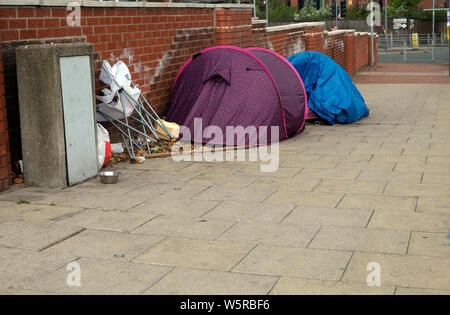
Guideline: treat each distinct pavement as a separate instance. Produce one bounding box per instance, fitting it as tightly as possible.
[354,62,450,84]
[0,74,449,294]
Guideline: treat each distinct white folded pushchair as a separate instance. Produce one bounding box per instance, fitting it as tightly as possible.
[96,60,172,160]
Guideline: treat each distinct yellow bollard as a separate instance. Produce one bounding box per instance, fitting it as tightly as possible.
[412,33,419,48]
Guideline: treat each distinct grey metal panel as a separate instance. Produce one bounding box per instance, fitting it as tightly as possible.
[60,55,97,186]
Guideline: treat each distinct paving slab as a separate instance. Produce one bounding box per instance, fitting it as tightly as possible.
[271,278,395,295]
[144,268,278,295]
[44,230,165,262]
[132,215,235,240]
[384,183,450,197]
[131,196,220,218]
[279,154,344,169]
[131,158,193,171]
[370,154,426,164]
[294,168,361,180]
[248,177,320,193]
[336,161,396,172]
[0,186,74,204]
[0,221,84,251]
[416,196,450,215]
[395,161,450,172]
[395,287,450,295]
[0,203,83,224]
[267,191,344,208]
[363,135,409,144]
[368,211,449,233]
[57,209,157,233]
[34,189,158,211]
[429,143,450,156]
[194,185,276,203]
[233,245,352,281]
[342,252,450,290]
[186,173,258,187]
[203,201,296,223]
[234,166,301,178]
[133,237,254,272]
[282,207,373,228]
[0,247,76,290]
[425,156,450,165]
[116,170,199,186]
[181,163,245,175]
[350,146,404,156]
[338,194,417,212]
[421,172,450,185]
[218,221,320,248]
[22,257,172,295]
[301,145,354,156]
[309,226,410,255]
[407,232,450,258]
[357,170,422,183]
[0,288,53,295]
[315,179,385,195]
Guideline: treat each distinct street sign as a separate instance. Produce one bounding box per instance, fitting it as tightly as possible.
[393,18,407,30]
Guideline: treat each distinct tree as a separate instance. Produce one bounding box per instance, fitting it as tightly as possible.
[390,0,421,18]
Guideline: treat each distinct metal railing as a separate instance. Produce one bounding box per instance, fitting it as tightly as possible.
[379,33,449,49]
[378,33,450,63]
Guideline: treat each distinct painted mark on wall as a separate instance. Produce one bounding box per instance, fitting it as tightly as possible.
[324,37,330,50]
[284,33,305,57]
[335,39,345,52]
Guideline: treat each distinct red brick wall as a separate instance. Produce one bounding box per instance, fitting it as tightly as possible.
[0,5,216,176]
[0,5,215,109]
[215,8,253,48]
[252,22,270,49]
[354,33,369,72]
[263,27,373,75]
[305,32,325,53]
[418,0,448,9]
[324,32,346,69]
[0,39,9,192]
[345,32,356,75]
[0,5,377,191]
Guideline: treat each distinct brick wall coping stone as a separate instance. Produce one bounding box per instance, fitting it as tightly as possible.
[325,30,354,36]
[0,0,254,9]
[266,21,324,33]
[252,19,267,25]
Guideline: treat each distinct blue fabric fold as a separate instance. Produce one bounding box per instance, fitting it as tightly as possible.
[288,51,369,125]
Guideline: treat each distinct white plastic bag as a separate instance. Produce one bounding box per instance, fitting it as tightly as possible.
[97,124,111,169]
[96,60,141,122]
[111,143,124,154]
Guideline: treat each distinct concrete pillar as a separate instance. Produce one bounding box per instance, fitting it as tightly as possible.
[0,40,10,192]
[16,43,97,188]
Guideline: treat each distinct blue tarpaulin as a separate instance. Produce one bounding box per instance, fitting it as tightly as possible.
[288,51,369,125]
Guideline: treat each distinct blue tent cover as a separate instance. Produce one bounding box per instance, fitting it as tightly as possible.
[288,51,369,125]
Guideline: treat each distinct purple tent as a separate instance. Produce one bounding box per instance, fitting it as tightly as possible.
[167,46,308,146]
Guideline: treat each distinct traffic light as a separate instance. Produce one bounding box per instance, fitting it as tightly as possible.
[316,0,320,10]
[332,1,337,19]
[340,0,347,18]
